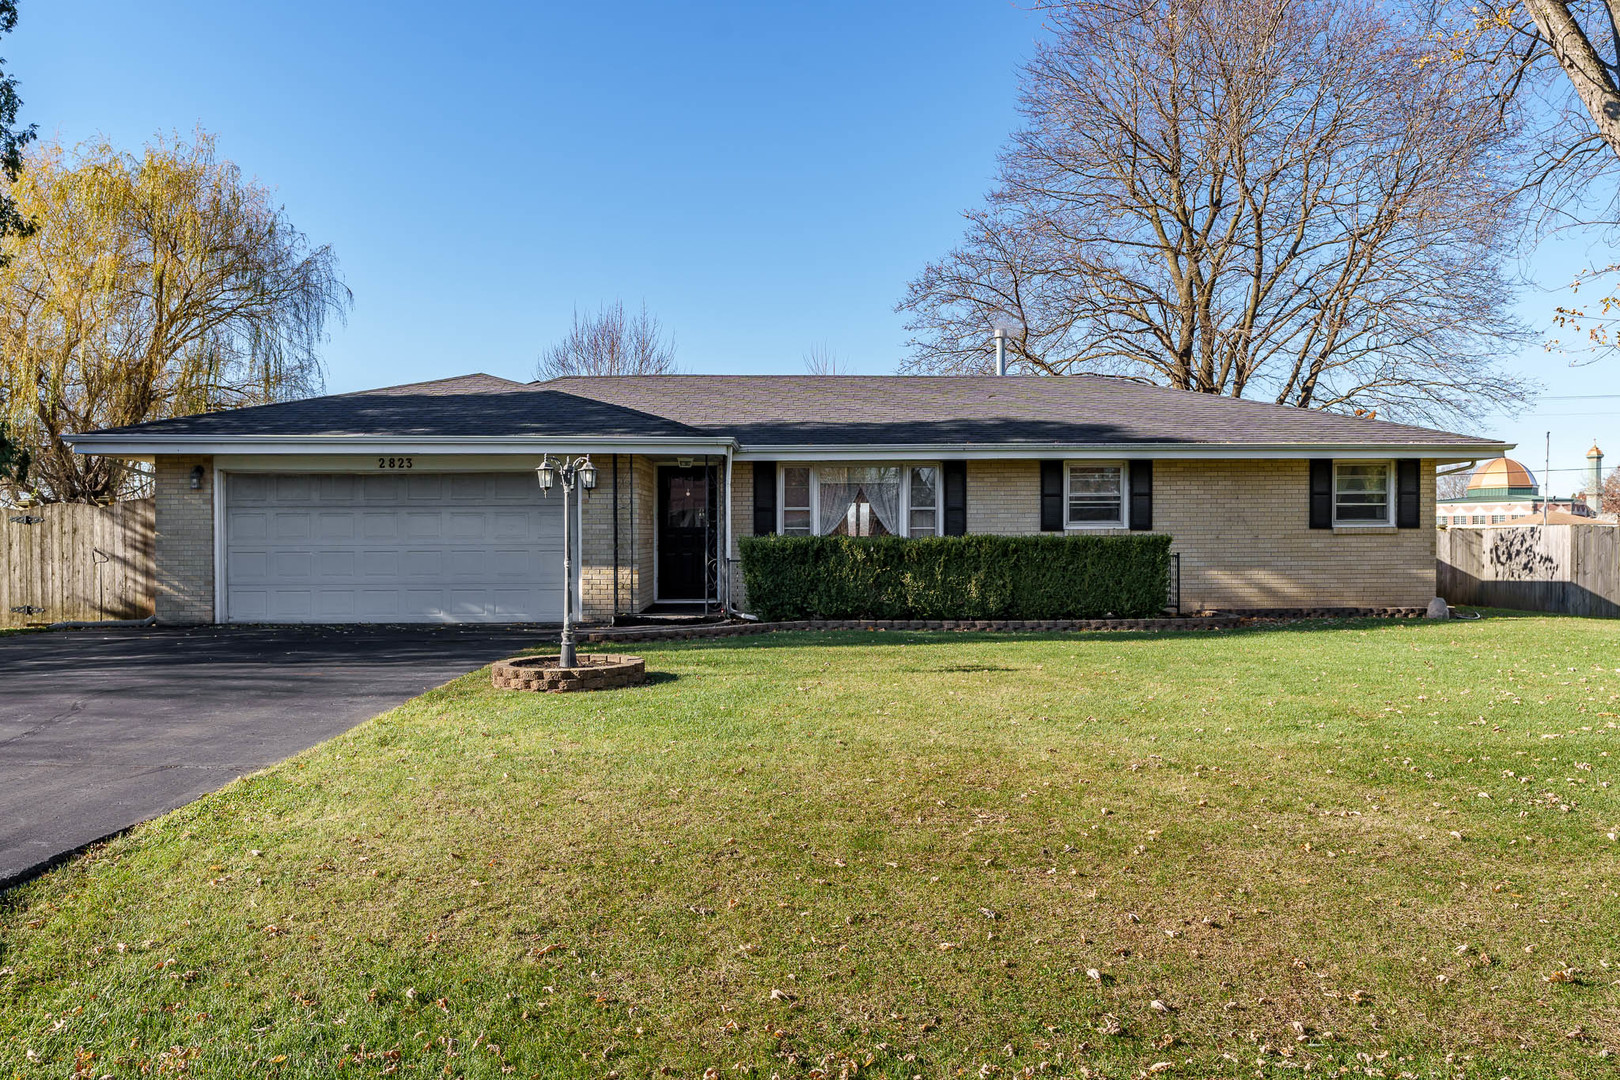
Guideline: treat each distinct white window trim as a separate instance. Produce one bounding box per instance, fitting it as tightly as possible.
[1331,460,1395,528]
[1063,460,1129,530]
[778,463,941,538]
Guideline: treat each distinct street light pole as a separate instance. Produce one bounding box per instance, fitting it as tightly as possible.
[537,455,597,669]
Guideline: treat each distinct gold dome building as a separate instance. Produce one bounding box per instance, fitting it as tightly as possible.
[1438,454,1600,526]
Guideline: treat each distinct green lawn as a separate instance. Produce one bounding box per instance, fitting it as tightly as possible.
[2,617,1617,1079]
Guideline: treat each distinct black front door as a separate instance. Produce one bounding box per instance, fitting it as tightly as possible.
[657,465,717,600]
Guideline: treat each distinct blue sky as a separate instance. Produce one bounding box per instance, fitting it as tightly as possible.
[11,0,1617,494]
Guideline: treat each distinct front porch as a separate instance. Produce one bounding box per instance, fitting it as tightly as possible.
[575,454,745,623]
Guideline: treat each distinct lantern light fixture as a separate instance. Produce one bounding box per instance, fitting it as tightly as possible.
[535,460,555,492]
[580,460,597,490]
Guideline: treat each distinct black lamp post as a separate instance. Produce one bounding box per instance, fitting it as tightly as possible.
[536,454,597,667]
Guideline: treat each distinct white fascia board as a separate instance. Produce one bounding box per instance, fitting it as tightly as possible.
[734,442,1512,463]
[65,435,737,457]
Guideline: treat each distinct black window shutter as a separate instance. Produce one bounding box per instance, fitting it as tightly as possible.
[943,460,967,536]
[1396,459,1420,529]
[1128,460,1153,531]
[752,461,777,536]
[1309,459,1333,530]
[1039,460,1064,532]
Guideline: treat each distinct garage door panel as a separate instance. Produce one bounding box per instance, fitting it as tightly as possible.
[490,549,530,577]
[362,474,402,500]
[402,550,442,577]
[318,474,357,501]
[272,551,314,580]
[231,589,269,620]
[447,512,486,541]
[314,512,355,540]
[273,513,312,542]
[313,589,356,620]
[315,551,356,578]
[232,475,271,502]
[360,512,399,540]
[357,550,400,578]
[449,474,487,499]
[226,472,561,623]
[408,474,445,499]
[232,551,270,583]
[403,512,442,540]
[269,589,314,620]
[275,475,313,502]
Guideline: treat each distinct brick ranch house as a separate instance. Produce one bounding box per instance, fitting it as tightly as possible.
[66,374,1510,624]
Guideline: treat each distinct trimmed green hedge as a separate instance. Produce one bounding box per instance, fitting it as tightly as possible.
[738,533,1172,621]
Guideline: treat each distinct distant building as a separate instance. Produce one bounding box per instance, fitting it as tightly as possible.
[1437,454,1600,527]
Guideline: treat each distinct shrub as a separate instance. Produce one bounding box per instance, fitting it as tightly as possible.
[738,533,1172,621]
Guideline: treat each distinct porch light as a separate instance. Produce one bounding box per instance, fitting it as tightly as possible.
[579,458,597,490]
[189,465,205,490]
[535,459,555,493]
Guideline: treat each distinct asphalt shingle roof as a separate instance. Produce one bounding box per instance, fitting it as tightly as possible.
[76,372,1505,450]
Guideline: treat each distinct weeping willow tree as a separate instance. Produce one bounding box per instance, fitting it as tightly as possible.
[0,132,350,502]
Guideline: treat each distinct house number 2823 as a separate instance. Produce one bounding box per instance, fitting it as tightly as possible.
[377,456,414,469]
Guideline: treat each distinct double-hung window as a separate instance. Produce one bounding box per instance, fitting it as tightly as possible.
[1065,463,1126,528]
[907,466,939,536]
[781,466,813,535]
[1332,462,1393,526]
[778,464,940,537]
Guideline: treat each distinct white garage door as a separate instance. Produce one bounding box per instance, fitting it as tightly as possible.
[225,472,563,623]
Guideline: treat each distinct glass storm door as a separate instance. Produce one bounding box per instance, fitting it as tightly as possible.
[657,465,717,600]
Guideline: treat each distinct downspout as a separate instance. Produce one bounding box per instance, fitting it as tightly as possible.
[721,446,759,621]
[723,448,733,612]
[704,454,712,616]
[612,452,620,618]
[629,457,636,613]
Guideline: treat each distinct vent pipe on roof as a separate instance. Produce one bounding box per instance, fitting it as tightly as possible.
[993,327,1008,376]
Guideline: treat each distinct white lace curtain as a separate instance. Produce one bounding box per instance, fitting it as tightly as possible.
[817,467,902,535]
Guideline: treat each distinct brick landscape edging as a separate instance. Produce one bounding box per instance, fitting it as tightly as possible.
[491,654,646,692]
[579,608,1426,644]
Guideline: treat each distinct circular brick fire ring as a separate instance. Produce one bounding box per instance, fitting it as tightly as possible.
[491,654,647,693]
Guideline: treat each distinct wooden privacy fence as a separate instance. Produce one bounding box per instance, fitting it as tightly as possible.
[1,499,155,627]
[1437,523,1620,617]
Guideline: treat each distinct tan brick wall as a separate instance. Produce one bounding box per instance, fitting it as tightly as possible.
[153,455,215,624]
[164,453,1435,624]
[736,457,1434,612]
[728,460,754,609]
[959,456,1432,608]
[961,457,1434,608]
[965,460,1043,535]
[1157,459,1436,610]
[577,454,658,622]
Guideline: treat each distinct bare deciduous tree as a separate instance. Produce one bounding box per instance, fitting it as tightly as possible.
[1436,467,1477,500]
[0,133,350,503]
[900,0,1531,424]
[802,342,848,375]
[1421,0,1620,359]
[536,301,678,379]
[1576,467,1620,512]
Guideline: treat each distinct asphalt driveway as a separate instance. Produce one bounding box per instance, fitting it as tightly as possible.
[0,625,547,889]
